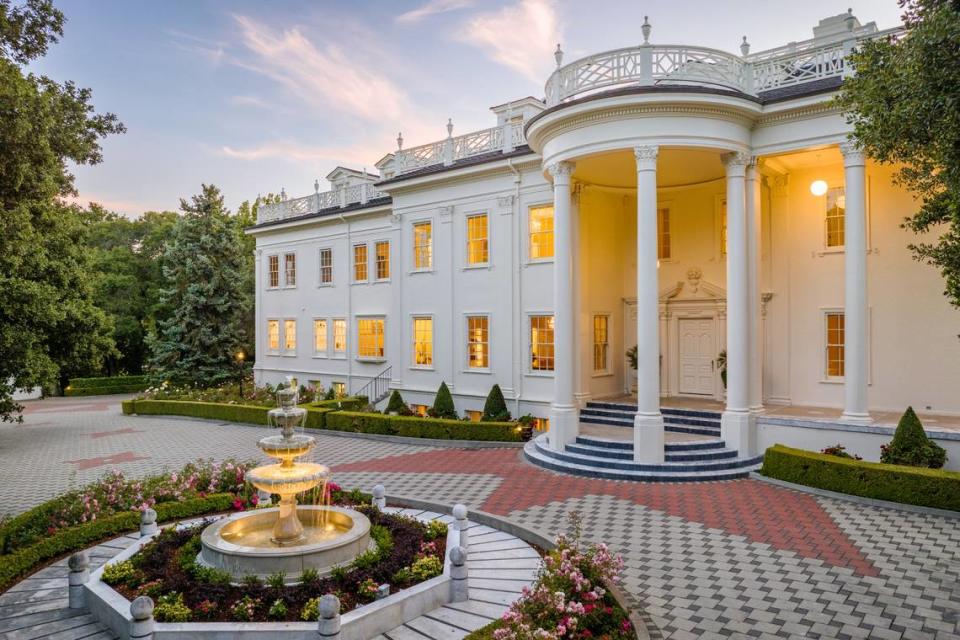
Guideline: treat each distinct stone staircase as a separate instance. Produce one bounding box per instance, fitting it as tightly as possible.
[580,400,722,437]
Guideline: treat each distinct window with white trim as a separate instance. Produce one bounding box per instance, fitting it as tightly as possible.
[332,319,347,356]
[530,315,555,371]
[283,319,296,353]
[593,315,609,372]
[528,205,554,260]
[825,311,845,379]
[353,244,368,282]
[284,253,296,287]
[466,214,489,265]
[268,255,280,288]
[357,317,385,359]
[412,316,433,367]
[413,221,432,270]
[332,381,346,398]
[466,315,489,369]
[319,248,333,285]
[825,187,845,248]
[375,241,390,280]
[267,319,280,352]
[313,319,327,356]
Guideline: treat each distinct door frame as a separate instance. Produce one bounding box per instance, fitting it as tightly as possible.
[674,314,722,398]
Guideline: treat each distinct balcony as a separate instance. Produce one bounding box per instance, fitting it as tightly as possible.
[392,119,527,176]
[256,182,388,225]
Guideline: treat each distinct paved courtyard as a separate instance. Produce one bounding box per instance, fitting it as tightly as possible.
[2,395,959,639]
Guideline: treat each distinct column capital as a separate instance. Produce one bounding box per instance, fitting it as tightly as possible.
[633,145,658,170]
[546,161,575,182]
[839,140,866,166]
[722,151,751,171]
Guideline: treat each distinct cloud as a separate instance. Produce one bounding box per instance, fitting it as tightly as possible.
[219,140,384,169]
[396,0,474,24]
[167,29,227,65]
[459,0,560,83]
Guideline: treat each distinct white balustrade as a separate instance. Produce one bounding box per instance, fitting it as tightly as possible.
[256,183,390,224]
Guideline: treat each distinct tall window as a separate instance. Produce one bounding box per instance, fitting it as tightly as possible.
[529,205,554,259]
[284,253,296,287]
[332,381,346,398]
[412,317,433,366]
[375,241,390,280]
[353,244,368,282]
[319,248,333,285]
[530,315,555,371]
[268,255,280,288]
[283,319,297,353]
[313,319,327,355]
[719,197,727,257]
[657,208,671,260]
[357,318,385,358]
[267,319,280,352]
[333,319,347,355]
[467,316,489,369]
[466,214,489,265]
[825,312,845,379]
[593,315,609,372]
[413,221,432,270]
[825,187,845,248]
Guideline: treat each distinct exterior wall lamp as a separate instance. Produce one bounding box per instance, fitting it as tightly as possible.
[810,179,828,196]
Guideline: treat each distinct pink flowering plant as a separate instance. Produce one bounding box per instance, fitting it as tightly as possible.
[492,513,633,640]
[138,377,279,407]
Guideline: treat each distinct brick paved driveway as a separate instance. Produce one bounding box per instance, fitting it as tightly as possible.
[3,396,959,639]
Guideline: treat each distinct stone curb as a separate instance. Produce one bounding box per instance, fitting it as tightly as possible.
[124,413,525,449]
[384,493,655,640]
[750,472,960,520]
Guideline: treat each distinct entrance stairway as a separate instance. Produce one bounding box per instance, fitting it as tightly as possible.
[580,400,722,437]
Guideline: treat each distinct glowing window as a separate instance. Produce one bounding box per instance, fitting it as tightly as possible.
[267,319,280,352]
[467,316,489,369]
[534,417,550,432]
[530,315,555,371]
[268,255,280,288]
[825,187,845,248]
[825,312,845,379]
[283,319,296,352]
[466,410,482,422]
[658,208,671,260]
[332,381,346,397]
[357,318,385,359]
[333,319,347,355]
[313,319,327,355]
[466,214,489,265]
[284,253,296,287]
[319,248,333,284]
[593,315,609,372]
[529,205,554,259]
[353,244,368,282]
[412,404,429,417]
[376,241,390,280]
[413,222,432,270]
[412,317,433,367]
[720,198,727,257]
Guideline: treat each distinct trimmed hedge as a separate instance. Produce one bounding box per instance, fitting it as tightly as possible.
[65,375,150,397]
[324,411,522,442]
[0,493,235,592]
[122,399,334,428]
[310,395,368,411]
[761,444,960,512]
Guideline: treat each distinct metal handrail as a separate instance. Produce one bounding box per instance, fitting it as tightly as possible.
[353,365,392,406]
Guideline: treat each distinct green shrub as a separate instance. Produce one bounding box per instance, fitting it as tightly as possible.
[65,375,150,396]
[266,571,286,590]
[385,390,413,415]
[410,555,443,581]
[102,560,136,586]
[429,382,457,419]
[761,444,960,511]
[482,384,511,422]
[120,399,333,429]
[424,520,448,541]
[881,407,947,469]
[154,592,192,622]
[231,595,262,621]
[323,411,521,442]
[311,396,368,411]
[268,598,288,620]
[301,596,321,621]
[300,568,321,587]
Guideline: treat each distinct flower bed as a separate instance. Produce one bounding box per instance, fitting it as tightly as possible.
[100,507,447,623]
[761,444,960,511]
[65,375,150,396]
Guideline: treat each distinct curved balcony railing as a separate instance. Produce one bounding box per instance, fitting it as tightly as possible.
[257,183,388,224]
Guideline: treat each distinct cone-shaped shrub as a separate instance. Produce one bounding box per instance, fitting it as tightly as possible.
[386,390,412,415]
[880,407,947,469]
[481,384,511,422]
[429,382,457,419]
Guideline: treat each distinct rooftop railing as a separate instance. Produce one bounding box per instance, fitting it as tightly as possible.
[256,182,387,224]
[393,119,526,175]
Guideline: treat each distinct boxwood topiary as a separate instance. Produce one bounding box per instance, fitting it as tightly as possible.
[385,390,413,415]
[429,382,457,419]
[881,407,947,469]
[481,384,511,422]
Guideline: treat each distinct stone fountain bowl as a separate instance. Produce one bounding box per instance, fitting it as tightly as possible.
[256,433,316,462]
[246,461,328,495]
[198,505,372,581]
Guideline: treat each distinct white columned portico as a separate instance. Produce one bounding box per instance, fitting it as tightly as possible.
[633,145,665,463]
[840,142,871,424]
[547,161,578,450]
[746,159,763,413]
[720,152,756,456]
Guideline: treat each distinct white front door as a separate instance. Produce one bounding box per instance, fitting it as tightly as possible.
[678,318,715,395]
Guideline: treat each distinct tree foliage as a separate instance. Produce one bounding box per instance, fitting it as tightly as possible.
[837,0,960,306]
[146,185,251,387]
[429,382,457,419]
[0,0,124,421]
[481,384,510,422]
[880,406,947,468]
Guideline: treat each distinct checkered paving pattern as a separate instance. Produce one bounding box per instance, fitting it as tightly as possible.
[4,396,960,639]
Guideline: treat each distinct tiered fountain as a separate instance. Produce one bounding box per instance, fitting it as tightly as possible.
[199,379,371,580]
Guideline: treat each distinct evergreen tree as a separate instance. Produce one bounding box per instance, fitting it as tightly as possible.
[880,406,947,468]
[147,185,248,386]
[481,384,511,422]
[386,389,413,415]
[429,382,457,419]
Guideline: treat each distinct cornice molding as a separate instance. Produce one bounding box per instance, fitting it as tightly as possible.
[755,102,839,127]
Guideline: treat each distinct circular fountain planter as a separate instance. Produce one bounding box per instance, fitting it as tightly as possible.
[198,505,371,581]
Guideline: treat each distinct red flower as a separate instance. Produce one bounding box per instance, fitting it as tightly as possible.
[232,498,246,511]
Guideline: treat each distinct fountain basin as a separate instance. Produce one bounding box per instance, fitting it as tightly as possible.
[246,461,328,495]
[198,505,371,581]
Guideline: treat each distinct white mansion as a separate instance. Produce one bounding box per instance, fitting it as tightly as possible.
[249,12,960,475]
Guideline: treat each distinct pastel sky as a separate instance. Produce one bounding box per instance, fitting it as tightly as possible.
[32,0,903,217]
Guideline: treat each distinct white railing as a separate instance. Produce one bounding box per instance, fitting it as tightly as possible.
[257,183,388,224]
[545,27,905,106]
[394,120,526,176]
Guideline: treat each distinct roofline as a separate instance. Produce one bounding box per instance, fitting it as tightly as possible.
[245,197,392,234]
[375,146,537,188]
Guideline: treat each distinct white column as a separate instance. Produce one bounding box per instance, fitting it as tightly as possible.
[746,160,763,413]
[547,161,578,449]
[840,142,871,423]
[633,146,665,463]
[721,152,756,456]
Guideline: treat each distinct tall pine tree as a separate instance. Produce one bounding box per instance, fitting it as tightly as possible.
[148,185,248,386]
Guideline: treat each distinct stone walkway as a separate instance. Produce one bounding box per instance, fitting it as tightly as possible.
[3,396,960,639]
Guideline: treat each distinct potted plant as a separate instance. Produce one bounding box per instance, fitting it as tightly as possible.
[716,349,727,389]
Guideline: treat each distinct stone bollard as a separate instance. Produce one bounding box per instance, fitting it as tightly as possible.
[68,551,90,609]
[452,503,469,549]
[317,593,341,639]
[129,596,154,640]
[372,484,386,509]
[139,508,158,537]
[449,546,468,602]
